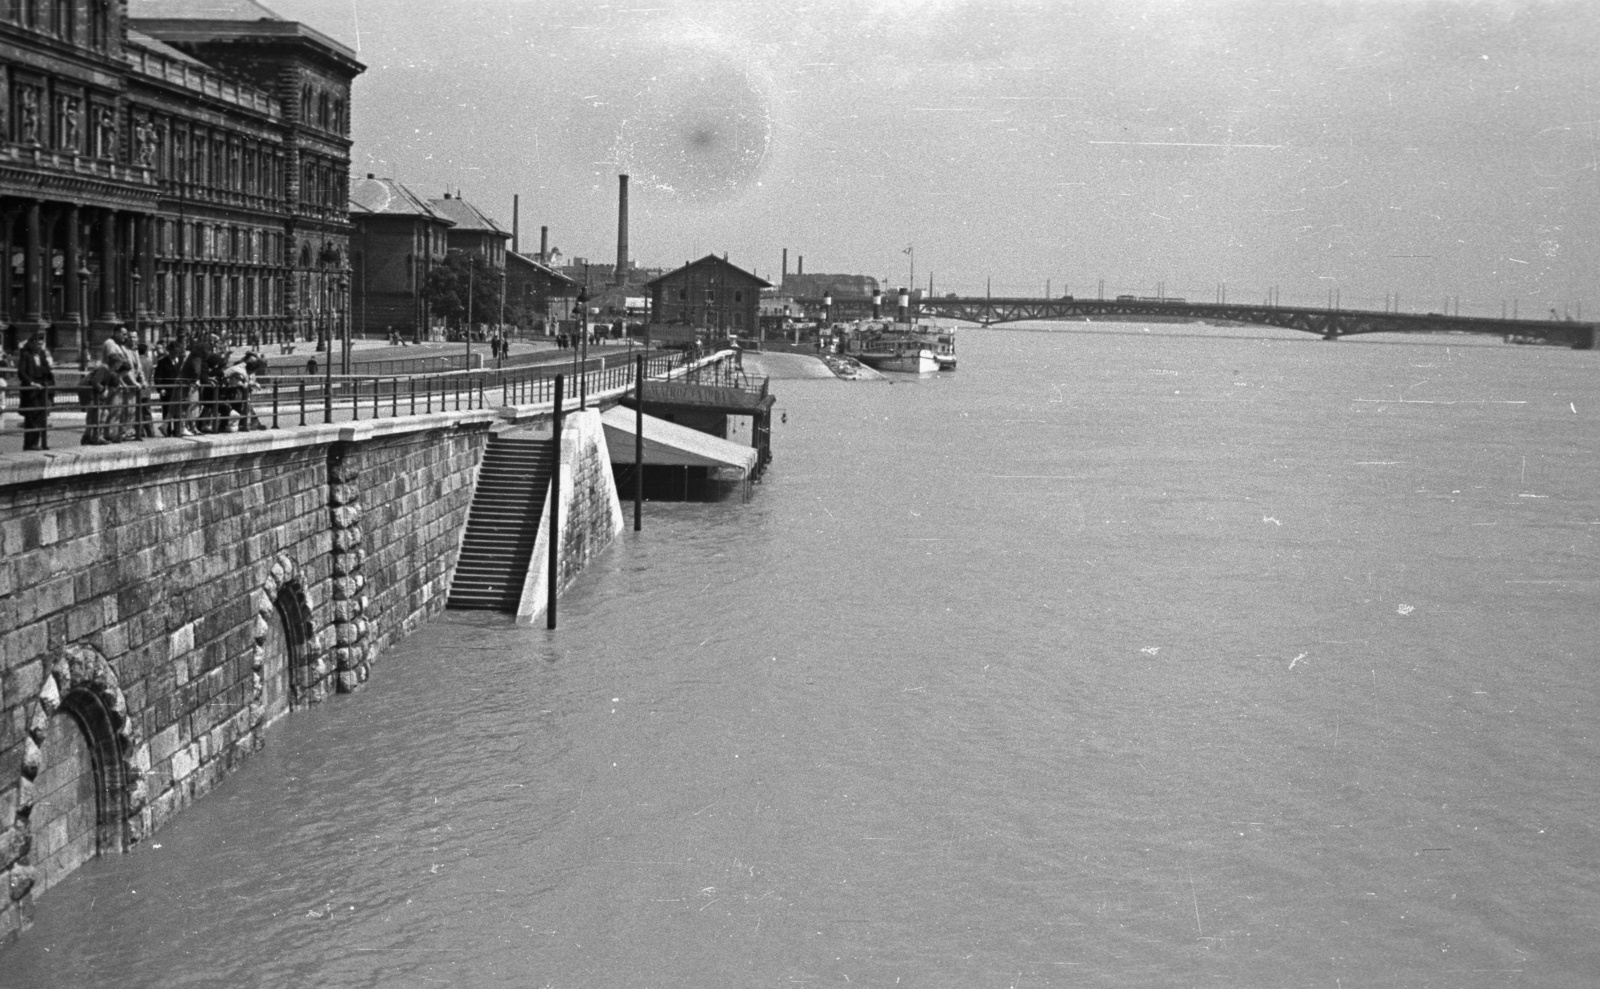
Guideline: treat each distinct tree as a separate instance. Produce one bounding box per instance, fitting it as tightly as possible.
[423,250,502,334]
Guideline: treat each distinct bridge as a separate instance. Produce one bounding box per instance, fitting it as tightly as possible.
[809,296,1597,349]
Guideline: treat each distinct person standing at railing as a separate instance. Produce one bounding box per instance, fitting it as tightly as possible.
[98,325,137,442]
[17,331,55,451]
[134,342,158,439]
[181,336,213,434]
[200,335,227,433]
[155,339,186,437]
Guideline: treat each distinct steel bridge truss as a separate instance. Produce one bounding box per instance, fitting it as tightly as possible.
[883,297,1598,348]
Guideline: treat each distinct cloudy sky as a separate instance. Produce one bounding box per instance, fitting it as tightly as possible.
[263,0,1596,314]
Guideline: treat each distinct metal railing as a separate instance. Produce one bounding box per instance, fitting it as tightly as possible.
[0,350,724,448]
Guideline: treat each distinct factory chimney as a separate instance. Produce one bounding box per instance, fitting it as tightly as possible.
[512,194,520,255]
[539,226,548,264]
[615,174,629,287]
[781,248,788,289]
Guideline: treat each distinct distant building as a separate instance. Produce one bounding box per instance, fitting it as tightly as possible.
[647,255,770,336]
[427,193,508,269]
[781,272,880,301]
[505,250,578,331]
[348,175,450,340]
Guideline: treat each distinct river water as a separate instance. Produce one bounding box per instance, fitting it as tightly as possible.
[6,324,1600,988]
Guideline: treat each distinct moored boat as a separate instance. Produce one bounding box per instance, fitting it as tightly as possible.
[839,320,953,373]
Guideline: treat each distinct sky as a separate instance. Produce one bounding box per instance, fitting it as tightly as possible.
[258,0,1597,315]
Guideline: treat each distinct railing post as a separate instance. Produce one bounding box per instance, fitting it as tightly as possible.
[634,354,644,531]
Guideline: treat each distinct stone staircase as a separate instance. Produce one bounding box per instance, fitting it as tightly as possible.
[447,435,554,612]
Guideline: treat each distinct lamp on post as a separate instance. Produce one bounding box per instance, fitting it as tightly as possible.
[131,271,142,347]
[339,270,351,374]
[574,287,589,409]
[77,265,91,370]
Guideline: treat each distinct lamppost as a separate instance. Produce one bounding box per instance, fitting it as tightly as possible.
[131,271,142,347]
[77,265,91,369]
[574,287,589,409]
[339,270,351,374]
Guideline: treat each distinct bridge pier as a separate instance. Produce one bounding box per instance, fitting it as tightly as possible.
[1322,328,1339,341]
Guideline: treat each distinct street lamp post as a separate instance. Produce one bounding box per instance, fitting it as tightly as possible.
[131,271,141,347]
[339,271,351,374]
[77,266,91,369]
[574,288,589,409]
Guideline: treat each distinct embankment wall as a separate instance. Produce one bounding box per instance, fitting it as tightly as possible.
[0,414,493,940]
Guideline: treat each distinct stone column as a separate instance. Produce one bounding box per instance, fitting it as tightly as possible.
[60,204,83,357]
[23,200,42,325]
[98,208,117,324]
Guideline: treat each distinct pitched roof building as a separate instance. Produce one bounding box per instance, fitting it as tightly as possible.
[349,175,451,340]
[647,255,771,336]
[427,193,509,269]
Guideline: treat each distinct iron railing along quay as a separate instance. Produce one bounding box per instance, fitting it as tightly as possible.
[0,350,743,448]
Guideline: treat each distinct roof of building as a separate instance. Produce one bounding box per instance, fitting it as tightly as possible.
[427,195,509,237]
[130,0,361,69]
[507,251,579,286]
[130,0,285,18]
[349,175,449,222]
[125,26,210,65]
[647,254,772,289]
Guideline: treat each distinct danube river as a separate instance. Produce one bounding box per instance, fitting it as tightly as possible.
[6,324,1599,988]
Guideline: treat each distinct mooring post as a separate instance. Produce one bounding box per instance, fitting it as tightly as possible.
[547,374,564,630]
[634,354,644,531]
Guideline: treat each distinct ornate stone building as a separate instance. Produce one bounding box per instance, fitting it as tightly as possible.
[0,0,363,360]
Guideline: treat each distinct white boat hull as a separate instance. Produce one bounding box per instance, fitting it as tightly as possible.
[856,349,939,373]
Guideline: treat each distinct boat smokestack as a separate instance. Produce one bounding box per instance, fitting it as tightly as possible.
[872,289,882,320]
[897,288,909,323]
[615,174,629,287]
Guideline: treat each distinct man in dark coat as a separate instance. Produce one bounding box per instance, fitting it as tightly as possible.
[16,331,55,450]
[154,339,186,437]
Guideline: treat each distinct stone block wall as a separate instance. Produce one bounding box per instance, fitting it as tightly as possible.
[0,415,492,942]
[335,427,486,675]
[0,444,330,939]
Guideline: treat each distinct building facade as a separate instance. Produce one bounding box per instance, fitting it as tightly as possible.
[0,0,363,360]
[647,254,770,335]
[348,173,449,340]
[427,192,507,268]
[504,249,576,334]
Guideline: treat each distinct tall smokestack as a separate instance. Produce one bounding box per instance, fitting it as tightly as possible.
[798,255,803,276]
[512,194,520,255]
[615,174,629,287]
[540,226,548,264]
[782,248,788,289]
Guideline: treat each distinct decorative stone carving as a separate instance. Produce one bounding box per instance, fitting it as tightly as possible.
[134,116,158,166]
[95,106,116,159]
[60,96,80,151]
[19,86,39,145]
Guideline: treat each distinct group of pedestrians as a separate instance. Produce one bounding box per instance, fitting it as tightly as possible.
[2,327,269,450]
